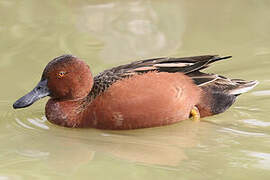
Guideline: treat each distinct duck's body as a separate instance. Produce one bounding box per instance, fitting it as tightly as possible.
[45,71,201,129]
[13,55,258,129]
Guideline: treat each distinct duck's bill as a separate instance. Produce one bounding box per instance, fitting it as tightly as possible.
[13,79,50,109]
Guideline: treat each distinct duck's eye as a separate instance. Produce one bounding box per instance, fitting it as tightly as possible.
[57,71,66,78]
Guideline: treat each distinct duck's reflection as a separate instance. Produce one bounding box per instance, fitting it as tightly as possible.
[7,115,210,174]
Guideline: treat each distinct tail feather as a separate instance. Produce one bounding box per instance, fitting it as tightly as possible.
[197,79,258,116]
[228,80,259,95]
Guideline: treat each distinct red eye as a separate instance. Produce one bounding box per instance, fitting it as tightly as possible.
[57,71,66,78]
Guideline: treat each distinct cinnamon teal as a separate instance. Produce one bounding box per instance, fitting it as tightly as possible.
[13,55,258,129]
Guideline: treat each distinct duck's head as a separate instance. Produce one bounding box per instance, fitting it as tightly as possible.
[13,55,93,109]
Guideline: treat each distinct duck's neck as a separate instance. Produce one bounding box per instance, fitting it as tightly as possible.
[45,97,91,128]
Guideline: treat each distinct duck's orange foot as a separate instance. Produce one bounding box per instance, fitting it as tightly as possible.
[190,106,200,121]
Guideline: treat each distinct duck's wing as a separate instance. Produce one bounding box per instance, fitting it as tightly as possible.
[111,55,231,75]
[90,55,231,96]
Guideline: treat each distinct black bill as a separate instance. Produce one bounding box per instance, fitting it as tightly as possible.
[13,79,50,109]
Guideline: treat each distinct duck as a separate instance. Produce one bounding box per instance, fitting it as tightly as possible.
[13,55,258,129]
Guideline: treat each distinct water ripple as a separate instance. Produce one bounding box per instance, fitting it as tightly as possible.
[219,127,267,137]
[242,119,270,127]
[26,116,49,130]
[252,90,270,96]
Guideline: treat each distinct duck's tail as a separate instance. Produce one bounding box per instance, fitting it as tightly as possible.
[228,80,259,95]
[196,77,258,117]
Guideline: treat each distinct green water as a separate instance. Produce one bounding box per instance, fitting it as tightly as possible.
[1,0,270,179]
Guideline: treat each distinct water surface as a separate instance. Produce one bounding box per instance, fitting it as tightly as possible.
[0,0,270,179]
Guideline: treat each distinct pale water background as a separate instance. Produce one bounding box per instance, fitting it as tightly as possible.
[0,0,270,179]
